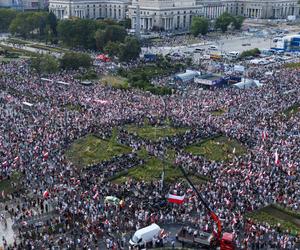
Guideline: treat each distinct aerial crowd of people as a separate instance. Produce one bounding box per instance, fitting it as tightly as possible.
[0,52,299,250]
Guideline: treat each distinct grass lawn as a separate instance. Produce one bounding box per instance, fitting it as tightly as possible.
[0,171,23,198]
[125,124,189,141]
[247,205,300,236]
[65,103,83,112]
[6,38,30,45]
[100,75,129,89]
[65,133,131,168]
[211,109,226,116]
[282,103,300,118]
[112,156,207,184]
[0,56,20,62]
[285,62,300,69]
[185,136,246,162]
[29,43,69,53]
[0,44,38,57]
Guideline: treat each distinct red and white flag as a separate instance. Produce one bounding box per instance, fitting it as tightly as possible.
[93,191,99,200]
[43,190,49,199]
[274,150,280,165]
[262,130,268,141]
[167,194,185,204]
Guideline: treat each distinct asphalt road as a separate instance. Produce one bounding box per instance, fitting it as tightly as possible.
[142,34,276,56]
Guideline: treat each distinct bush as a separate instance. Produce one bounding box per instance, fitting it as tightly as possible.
[240,48,261,58]
[76,70,98,80]
[60,52,92,70]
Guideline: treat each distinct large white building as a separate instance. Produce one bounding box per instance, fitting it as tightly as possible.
[49,0,129,19]
[47,0,300,28]
[223,0,300,19]
[0,0,47,10]
[129,0,300,31]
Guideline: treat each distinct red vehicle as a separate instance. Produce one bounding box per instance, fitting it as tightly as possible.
[178,165,235,250]
[96,54,111,62]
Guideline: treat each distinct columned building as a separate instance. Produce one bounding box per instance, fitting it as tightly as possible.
[223,0,300,19]
[128,0,300,32]
[49,0,129,20]
[200,0,227,20]
[128,0,204,31]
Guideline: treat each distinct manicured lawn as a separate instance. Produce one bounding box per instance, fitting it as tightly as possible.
[0,171,23,198]
[113,152,208,184]
[185,136,246,161]
[247,205,300,236]
[29,43,69,53]
[282,103,300,118]
[127,157,181,182]
[65,133,131,168]
[0,57,20,62]
[0,44,38,57]
[285,62,300,69]
[100,75,129,89]
[125,125,189,141]
[211,109,226,116]
[6,38,30,45]
[65,103,83,112]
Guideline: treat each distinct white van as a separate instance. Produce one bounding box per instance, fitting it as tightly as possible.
[129,223,161,247]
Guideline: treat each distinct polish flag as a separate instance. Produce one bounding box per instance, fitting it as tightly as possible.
[167,194,185,204]
[43,190,49,199]
[274,150,280,165]
[262,130,268,141]
[42,151,49,160]
[93,191,99,200]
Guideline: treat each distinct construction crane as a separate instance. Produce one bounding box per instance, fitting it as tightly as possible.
[177,165,235,250]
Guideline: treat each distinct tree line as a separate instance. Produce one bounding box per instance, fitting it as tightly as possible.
[0,9,140,61]
[190,12,245,37]
[30,52,93,75]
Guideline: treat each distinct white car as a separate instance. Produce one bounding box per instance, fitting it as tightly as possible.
[208,45,218,50]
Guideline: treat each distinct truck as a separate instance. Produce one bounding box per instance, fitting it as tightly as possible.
[177,165,236,250]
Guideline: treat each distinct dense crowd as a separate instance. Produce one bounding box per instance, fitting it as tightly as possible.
[0,54,299,250]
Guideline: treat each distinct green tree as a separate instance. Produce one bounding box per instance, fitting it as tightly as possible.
[60,52,92,70]
[118,36,141,62]
[95,25,127,50]
[215,12,234,33]
[47,11,58,37]
[240,48,261,58]
[9,12,49,39]
[57,19,98,49]
[232,16,245,30]
[31,54,59,75]
[94,29,106,50]
[190,16,209,37]
[0,9,18,33]
[119,18,131,29]
[104,41,120,57]
[9,13,33,38]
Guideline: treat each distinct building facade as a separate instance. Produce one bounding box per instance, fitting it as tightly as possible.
[223,0,300,19]
[129,0,300,31]
[129,0,204,31]
[0,0,47,10]
[49,0,129,20]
